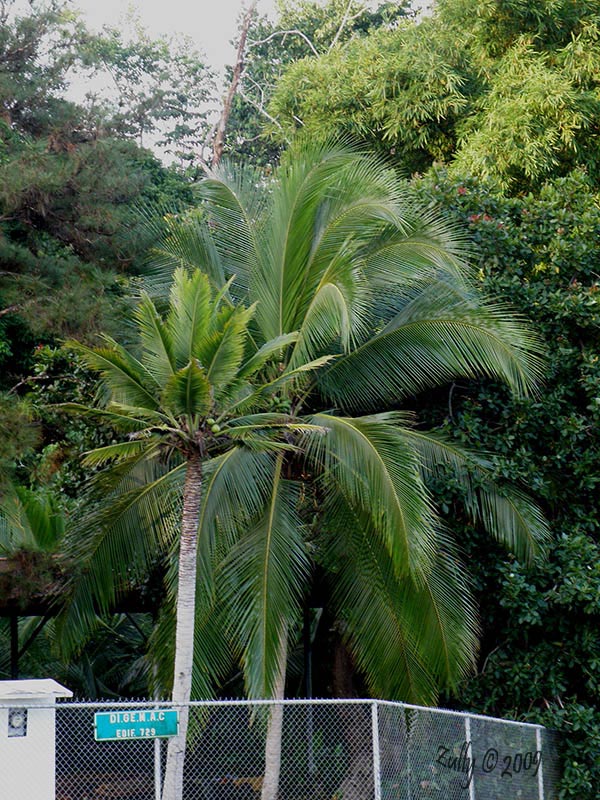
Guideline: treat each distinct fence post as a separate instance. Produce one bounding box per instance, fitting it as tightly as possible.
[372,701,382,800]
[154,699,162,800]
[536,727,545,800]
[155,738,162,800]
[464,715,476,800]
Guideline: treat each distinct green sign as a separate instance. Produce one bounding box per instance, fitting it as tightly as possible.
[94,709,179,741]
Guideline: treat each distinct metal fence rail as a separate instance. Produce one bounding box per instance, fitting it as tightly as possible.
[49,699,561,800]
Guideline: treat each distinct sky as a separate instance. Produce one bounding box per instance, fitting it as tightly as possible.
[49,0,424,158]
[67,0,279,74]
[68,1,427,74]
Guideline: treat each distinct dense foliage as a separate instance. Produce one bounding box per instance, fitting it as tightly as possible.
[238,2,600,794]
[224,0,411,167]
[270,0,600,189]
[411,169,600,796]
[2,0,600,796]
[0,0,204,697]
[0,0,203,392]
[62,142,547,701]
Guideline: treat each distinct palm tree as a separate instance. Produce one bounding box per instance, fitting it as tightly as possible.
[0,486,65,555]
[60,142,547,800]
[62,267,323,800]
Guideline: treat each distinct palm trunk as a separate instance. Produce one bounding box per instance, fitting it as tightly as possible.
[161,454,203,800]
[261,631,287,800]
[332,639,373,800]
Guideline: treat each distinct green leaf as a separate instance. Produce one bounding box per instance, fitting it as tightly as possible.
[66,340,159,410]
[203,303,256,398]
[161,359,211,419]
[134,292,176,385]
[148,212,227,296]
[0,486,65,554]
[307,413,438,578]
[54,403,152,432]
[238,332,299,380]
[82,440,161,468]
[57,458,185,657]
[322,492,478,702]
[402,428,549,561]
[166,268,213,369]
[319,286,545,411]
[218,457,310,698]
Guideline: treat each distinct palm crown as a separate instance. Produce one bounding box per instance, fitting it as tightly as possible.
[62,141,547,723]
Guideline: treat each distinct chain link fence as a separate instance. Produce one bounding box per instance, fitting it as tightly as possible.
[34,699,560,799]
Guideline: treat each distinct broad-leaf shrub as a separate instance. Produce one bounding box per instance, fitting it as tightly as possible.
[413,168,600,798]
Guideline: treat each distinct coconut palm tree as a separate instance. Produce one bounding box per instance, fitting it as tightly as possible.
[60,141,547,800]
[61,266,325,800]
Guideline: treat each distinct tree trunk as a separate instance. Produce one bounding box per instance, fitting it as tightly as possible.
[211,0,257,167]
[161,454,203,800]
[261,633,287,800]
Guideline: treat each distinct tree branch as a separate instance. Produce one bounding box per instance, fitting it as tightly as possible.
[0,305,20,318]
[211,0,258,168]
[238,89,289,142]
[328,1,368,52]
[249,29,320,58]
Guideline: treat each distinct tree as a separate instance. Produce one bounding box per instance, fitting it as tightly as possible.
[222,0,411,167]
[409,166,600,798]
[64,267,282,800]
[0,0,198,390]
[0,0,83,133]
[269,0,600,188]
[211,0,258,168]
[60,141,547,800]
[269,18,475,172]
[78,17,215,160]
[0,394,40,487]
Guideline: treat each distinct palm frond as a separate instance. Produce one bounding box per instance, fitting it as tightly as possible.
[55,403,154,432]
[401,428,549,562]
[149,594,235,699]
[251,144,389,341]
[363,206,473,294]
[146,210,228,296]
[105,401,174,427]
[238,332,299,381]
[289,280,357,367]
[161,360,212,422]
[66,340,159,410]
[225,413,328,437]
[57,458,185,657]
[202,304,256,399]
[217,458,310,698]
[186,448,278,608]
[194,164,264,295]
[319,286,545,411]
[228,354,336,416]
[159,448,280,613]
[321,493,478,702]
[307,413,438,578]
[0,486,65,554]
[133,292,176,385]
[166,268,213,369]
[82,440,162,468]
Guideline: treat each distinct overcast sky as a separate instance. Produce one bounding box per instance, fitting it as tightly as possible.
[67,0,279,74]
